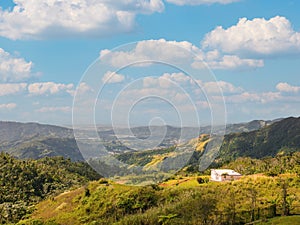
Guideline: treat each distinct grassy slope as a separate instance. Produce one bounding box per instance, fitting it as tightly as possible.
[18,174,300,225]
[258,215,300,225]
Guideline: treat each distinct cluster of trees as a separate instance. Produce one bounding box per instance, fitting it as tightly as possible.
[224,152,300,176]
[0,153,101,224]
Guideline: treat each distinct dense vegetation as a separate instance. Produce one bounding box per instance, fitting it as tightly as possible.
[7,137,84,161]
[0,153,101,224]
[17,173,300,225]
[224,152,300,176]
[218,117,300,163]
[13,152,300,225]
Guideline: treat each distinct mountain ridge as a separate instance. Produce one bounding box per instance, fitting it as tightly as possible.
[0,118,284,161]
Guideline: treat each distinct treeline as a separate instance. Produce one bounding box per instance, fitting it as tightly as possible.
[223,152,300,176]
[0,153,101,224]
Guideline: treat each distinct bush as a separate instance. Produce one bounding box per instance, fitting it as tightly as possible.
[196,176,209,184]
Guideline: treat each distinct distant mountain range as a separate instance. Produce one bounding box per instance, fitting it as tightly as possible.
[110,117,300,178]
[0,118,283,162]
[0,121,82,161]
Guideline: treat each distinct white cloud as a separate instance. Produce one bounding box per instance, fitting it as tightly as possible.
[162,72,191,83]
[0,48,34,82]
[100,39,202,68]
[100,39,260,70]
[143,72,191,89]
[0,83,27,96]
[70,82,93,96]
[202,16,300,56]
[77,82,93,93]
[203,80,243,94]
[0,103,17,110]
[166,0,240,6]
[142,73,242,96]
[193,54,264,70]
[143,77,158,87]
[0,0,164,40]
[223,91,282,104]
[102,71,125,84]
[28,82,74,96]
[173,93,189,102]
[36,106,71,113]
[276,82,300,93]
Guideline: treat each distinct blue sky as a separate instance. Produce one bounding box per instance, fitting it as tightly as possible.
[0,0,300,126]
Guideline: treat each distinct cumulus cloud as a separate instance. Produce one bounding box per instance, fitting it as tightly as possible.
[203,80,243,94]
[100,39,201,68]
[0,0,164,40]
[100,39,260,70]
[70,82,93,96]
[99,16,300,70]
[0,83,27,96]
[36,106,71,113]
[0,103,17,110]
[223,91,282,104]
[0,48,34,82]
[143,72,192,89]
[276,82,300,93]
[102,71,125,84]
[193,54,264,70]
[28,82,74,96]
[141,73,242,96]
[202,16,300,56]
[162,72,191,83]
[143,72,192,88]
[166,0,240,6]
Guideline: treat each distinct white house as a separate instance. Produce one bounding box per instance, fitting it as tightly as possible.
[210,169,242,182]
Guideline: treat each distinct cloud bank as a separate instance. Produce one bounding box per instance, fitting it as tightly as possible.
[0,0,164,40]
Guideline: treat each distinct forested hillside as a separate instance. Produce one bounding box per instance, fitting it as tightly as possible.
[0,153,101,224]
[218,117,300,163]
[18,170,300,225]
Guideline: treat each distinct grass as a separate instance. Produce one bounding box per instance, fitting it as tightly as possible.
[257,215,300,225]
[160,176,208,188]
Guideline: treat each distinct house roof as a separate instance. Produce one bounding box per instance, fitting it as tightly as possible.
[211,169,242,176]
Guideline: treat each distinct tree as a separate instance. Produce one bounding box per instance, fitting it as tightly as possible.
[279,178,293,216]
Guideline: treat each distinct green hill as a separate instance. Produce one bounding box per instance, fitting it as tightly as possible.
[17,172,300,225]
[6,137,84,161]
[218,117,300,163]
[0,121,83,161]
[0,153,101,224]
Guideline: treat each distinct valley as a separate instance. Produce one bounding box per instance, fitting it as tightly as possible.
[0,117,300,224]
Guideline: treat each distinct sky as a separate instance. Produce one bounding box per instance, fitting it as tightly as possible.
[0,0,300,127]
